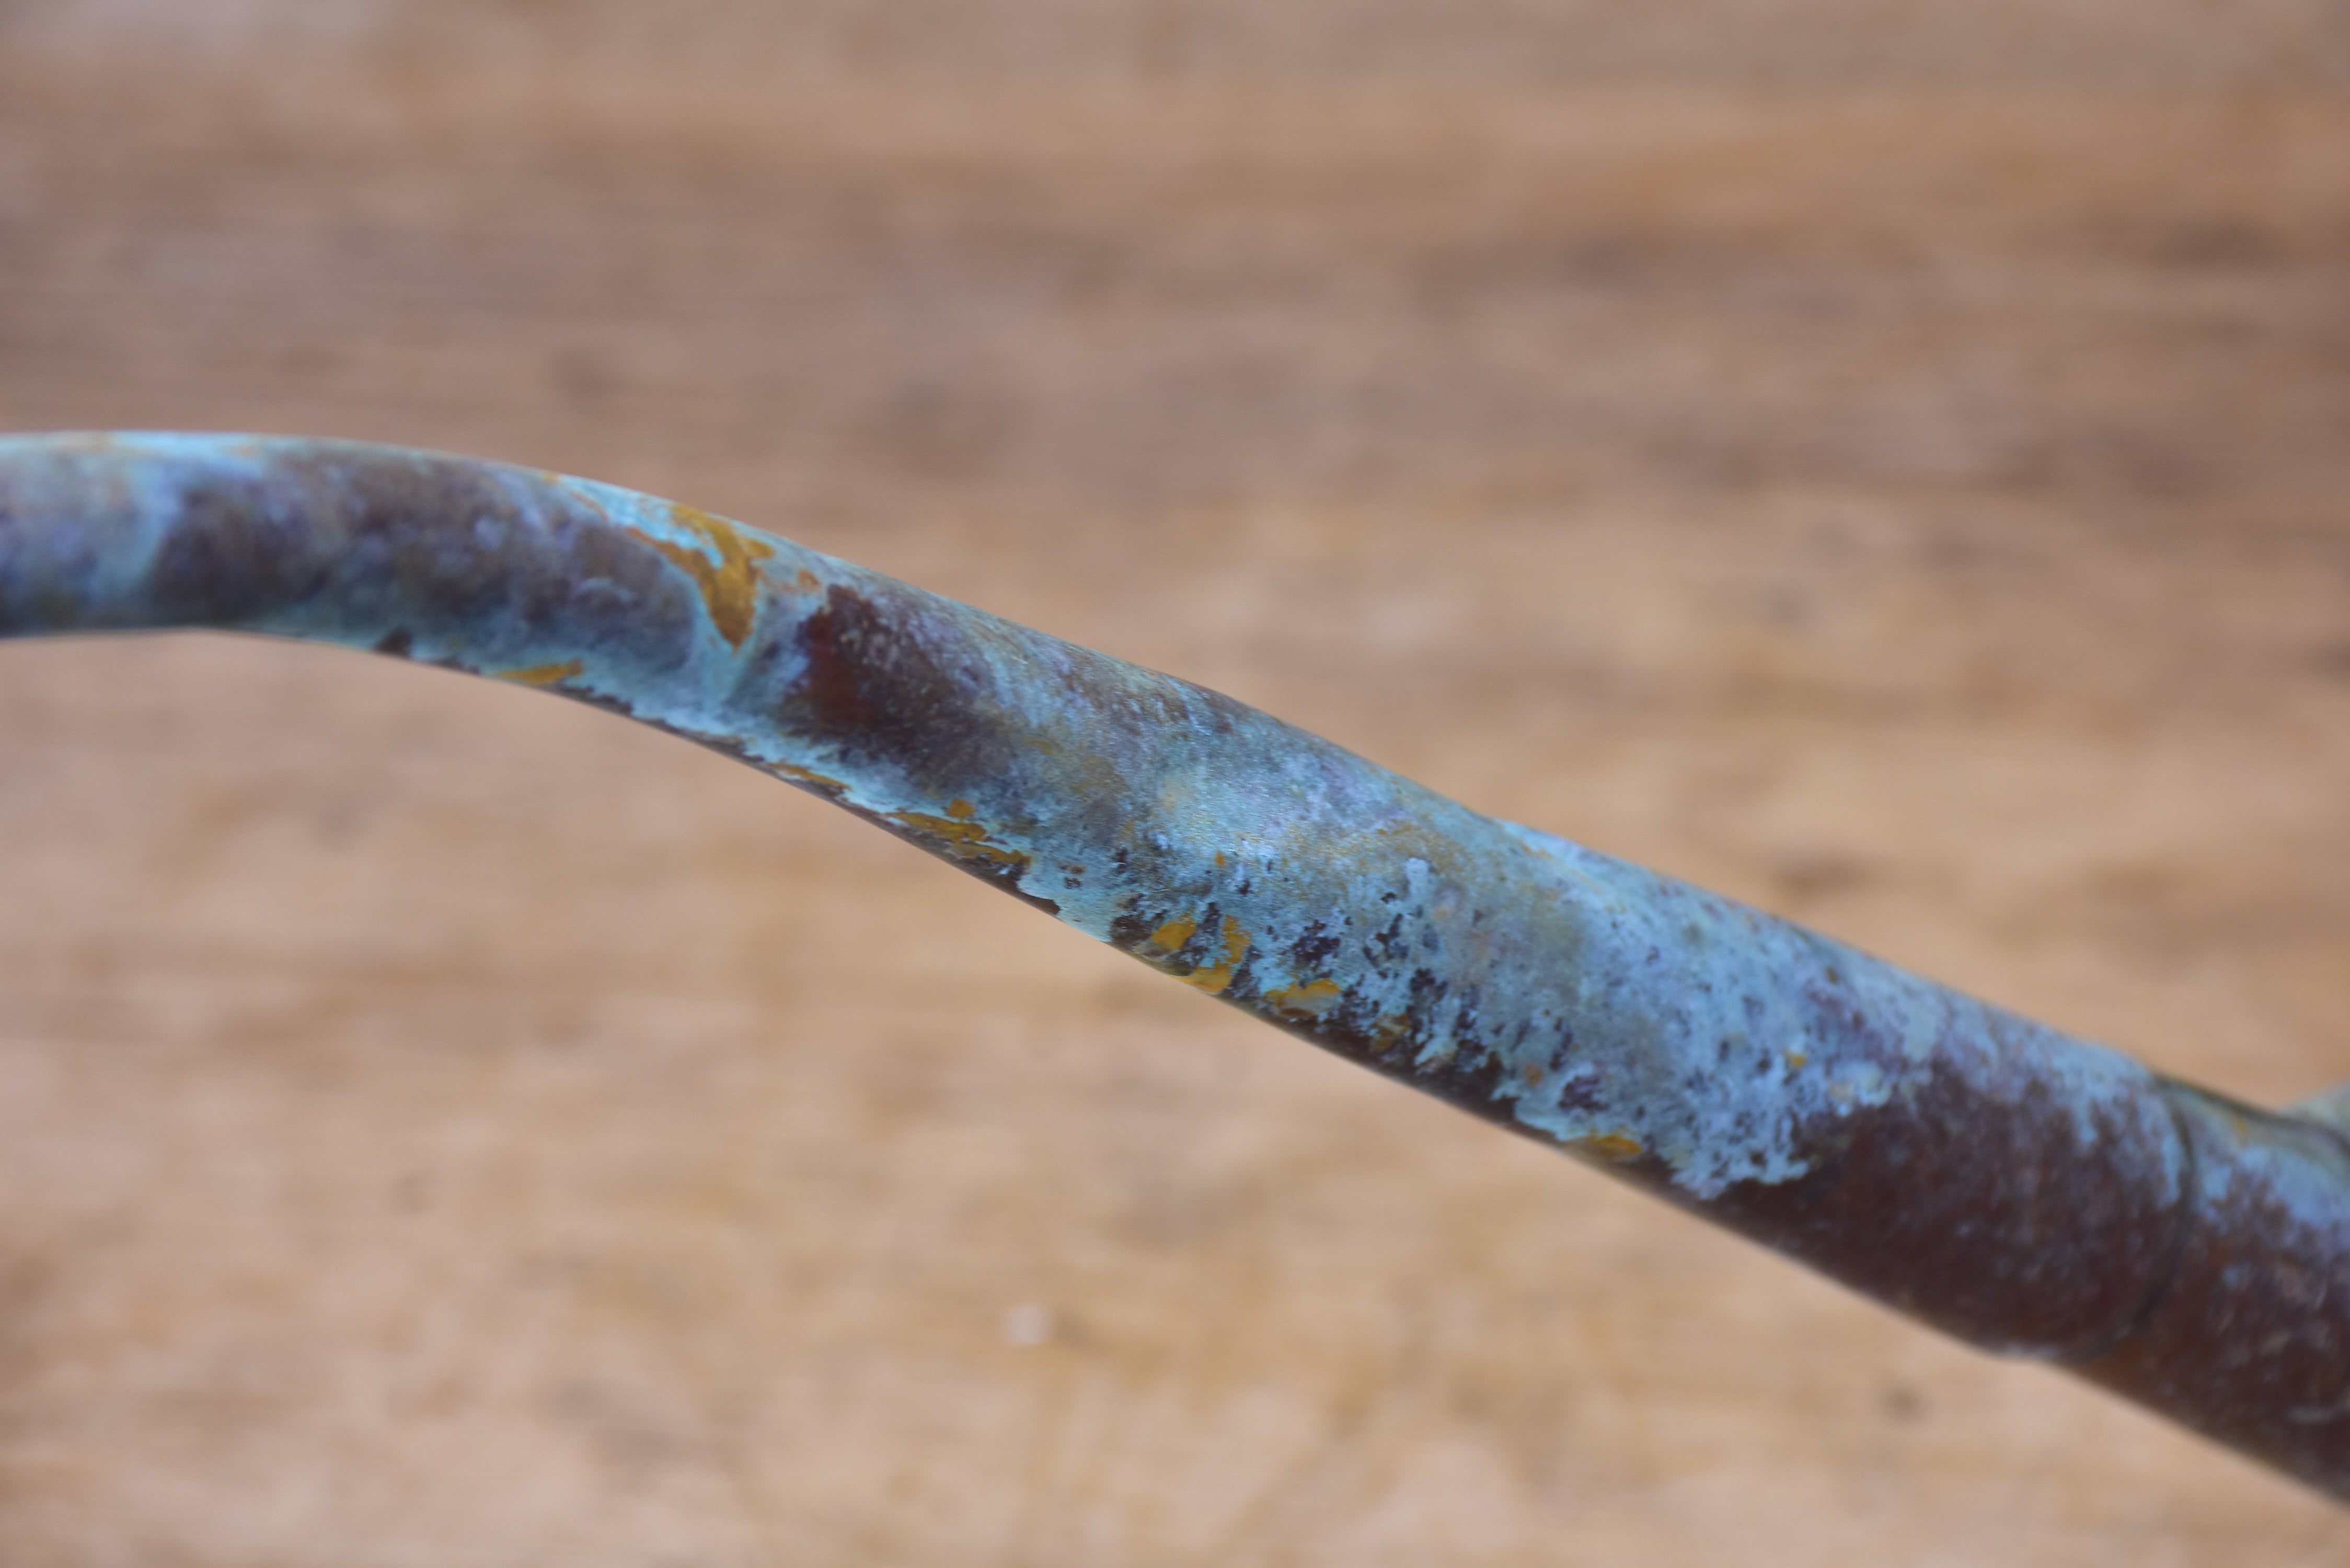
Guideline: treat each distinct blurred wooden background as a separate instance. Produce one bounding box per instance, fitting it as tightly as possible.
[2,1,2349,1561]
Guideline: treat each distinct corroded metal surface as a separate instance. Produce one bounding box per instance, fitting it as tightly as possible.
[2,430,2345,1497]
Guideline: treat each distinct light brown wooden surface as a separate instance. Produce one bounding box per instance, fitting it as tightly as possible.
[3,3,2350,1561]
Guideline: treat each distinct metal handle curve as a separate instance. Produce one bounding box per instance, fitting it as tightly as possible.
[4,430,2345,1496]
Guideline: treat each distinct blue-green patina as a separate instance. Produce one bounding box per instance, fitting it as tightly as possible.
[3,430,2345,1495]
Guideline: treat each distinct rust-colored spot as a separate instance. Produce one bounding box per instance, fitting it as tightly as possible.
[1576,1133,1645,1163]
[947,799,976,819]
[499,658,584,687]
[1182,917,1251,995]
[791,568,820,591]
[629,503,777,649]
[1787,1050,1809,1070]
[1144,914,1199,956]
[890,809,1029,870]
[1214,851,1226,868]
[767,759,848,794]
[1263,977,1343,1019]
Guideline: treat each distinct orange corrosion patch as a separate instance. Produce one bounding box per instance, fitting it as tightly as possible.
[1786,1050,1809,1070]
[499,658,584,687]
[1262,977,1343,1019]
[1142,914,1199,956]
[1181,917,1250,995]
[947,799,976,819]
[890,809,1029,871]
[1575,1133,1645,1163]
[629,504,778,649]
[767,759,848,794]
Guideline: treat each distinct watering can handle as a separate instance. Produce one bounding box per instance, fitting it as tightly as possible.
[3,430,2346,1497]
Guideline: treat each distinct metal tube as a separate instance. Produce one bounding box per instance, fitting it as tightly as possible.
[3,430,2345,1496]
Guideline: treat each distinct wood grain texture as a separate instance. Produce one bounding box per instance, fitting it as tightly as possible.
[1,3,2348,1561]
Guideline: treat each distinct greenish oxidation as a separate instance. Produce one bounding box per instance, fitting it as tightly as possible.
[0,433,2098,1194]
[3,430,2347,1498]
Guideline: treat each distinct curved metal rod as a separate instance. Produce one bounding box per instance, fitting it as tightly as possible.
[3,431,2346,1497]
